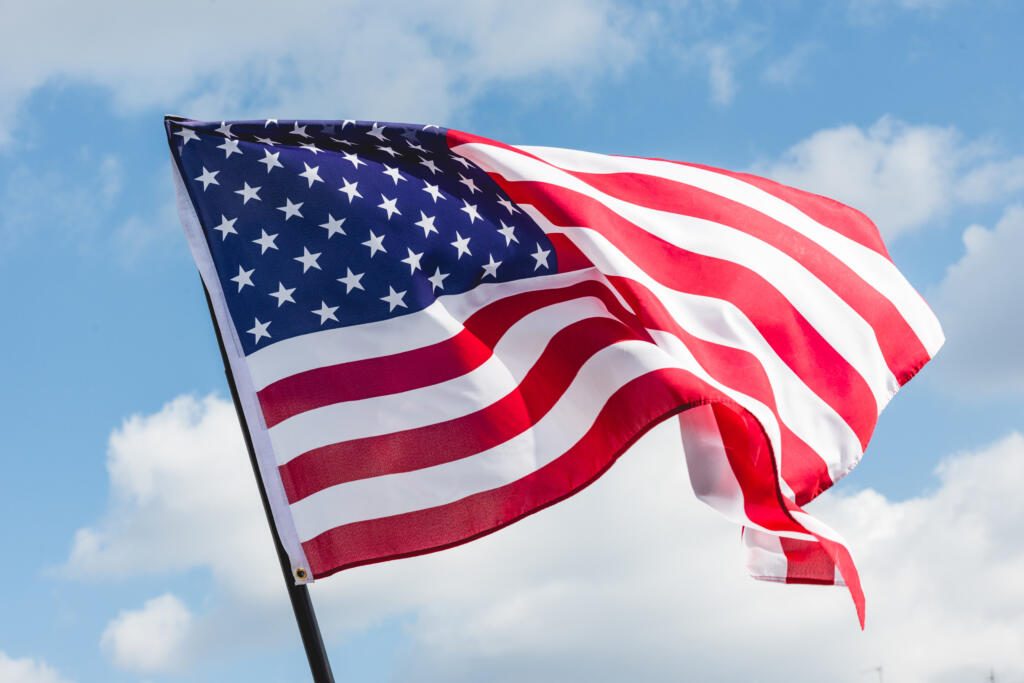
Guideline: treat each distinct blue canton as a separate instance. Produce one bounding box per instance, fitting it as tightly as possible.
[167,118,556,355]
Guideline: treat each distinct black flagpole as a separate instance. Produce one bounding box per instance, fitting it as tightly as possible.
[201,281,336,683]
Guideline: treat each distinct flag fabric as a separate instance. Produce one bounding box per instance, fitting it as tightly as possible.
[166,117,943,625]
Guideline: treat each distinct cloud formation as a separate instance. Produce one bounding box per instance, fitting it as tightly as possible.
[0,652,73,683]
[0,0,650,146]
[100,594,194,674]
[756,116,1024,239]
[68,395,1024,681]
[930,205,1024,394]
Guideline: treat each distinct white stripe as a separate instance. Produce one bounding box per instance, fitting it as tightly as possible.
[743,530,790,581]
[454,141,899,412]
[526,207,864,482]
[516,143,945,358]
[679,404,748,523]
[268,295,620,464]
[289,339,677,541]
[246,268,604,390]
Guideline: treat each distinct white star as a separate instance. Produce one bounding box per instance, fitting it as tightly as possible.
[290,122,311,139]
[337,267,365,293]
[451,232,472,259]
[381,286,407,312]
[341,119,355,129]
[401,248,424,274]
[458,173,481,194]
[213,215,237,240]
[407,141,427,153]
[414,211,438,238]
[231,265,254,291]
[377,145,399,158]
[497,221,519,245]
[497,196,520,215]
[235,182,262,204]
[299,162,323,187]
[253,229,279,254]
[247,318,271,343]
[418,157,440,174]
[362,231,387,257]
[278,198,303,221]
[338,178,362,203]
[294,247,322,273]
[264,119,278,127]
[255,136,277,147]
[312,301,339,324]
[450,153,472,169]
[382,165,407,185]
[216,121,234,137]
[482,253,502,279]
[342,152,366,169]
[319,214,346,238]
[258,149,283,172]
[217,137,242,158]
[422,182,445,203]
[378,194,401,220]
[269,282,295,307]
[331,137,356,147]
[531,243,551,270]
[460,200,482,224]
[174,127,200,145]
[300,142,322,155]
[367,122,388,141]
[427,267,449,292]
[195,167,220,190]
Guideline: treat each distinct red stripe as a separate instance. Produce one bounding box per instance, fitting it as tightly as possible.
[607,275,835,503]
[564,169,928,384]
[652,158,891,260]
[496,177,879,449]
[448,128,887,261]
[302,366,731,578]
[779,537,837,584]
[258,278,637,428]
[547,232,593,272]
[712,404,865,626]
[279,315,648,503]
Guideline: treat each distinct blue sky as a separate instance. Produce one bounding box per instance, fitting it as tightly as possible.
[1,2,1022,681]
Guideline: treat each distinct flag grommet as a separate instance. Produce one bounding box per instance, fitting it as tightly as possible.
[294,568,308,581]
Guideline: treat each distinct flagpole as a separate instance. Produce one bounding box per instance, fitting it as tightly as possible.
[201,281,336,683]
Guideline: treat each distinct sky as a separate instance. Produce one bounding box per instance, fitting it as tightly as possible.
[1,1,1022,681]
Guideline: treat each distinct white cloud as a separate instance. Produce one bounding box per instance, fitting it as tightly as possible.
[0,0,650,146]
[65,395,283,603]
[100,594,193,674]
[70,395,1024,681]
[930,205,1024,394]
[0,651,73,683]
[755,116,1024,239]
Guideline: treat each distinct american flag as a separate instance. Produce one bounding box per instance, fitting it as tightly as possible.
[166,117,943,626]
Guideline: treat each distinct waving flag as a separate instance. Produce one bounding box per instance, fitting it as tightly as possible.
[166,117,943,626]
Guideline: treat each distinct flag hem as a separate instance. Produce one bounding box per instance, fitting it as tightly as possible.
[166,119,313,584]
